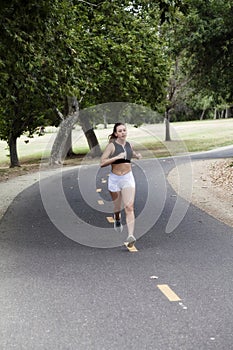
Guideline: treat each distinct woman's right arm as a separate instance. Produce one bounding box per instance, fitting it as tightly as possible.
[100,143,125,167]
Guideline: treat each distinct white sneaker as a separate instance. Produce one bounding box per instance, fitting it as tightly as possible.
[114,219,123,233]
[126,235,136,248]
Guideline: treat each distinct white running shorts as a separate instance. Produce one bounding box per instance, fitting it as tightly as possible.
[108,171,135,192]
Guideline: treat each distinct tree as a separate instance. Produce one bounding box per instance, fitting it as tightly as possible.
[173,0,233,102]
[0,0,174,167]
[77,0,170,109]
[49,0,171,161]
[155,1,190,140]
[50,97,80,165]
[0,0,84,167]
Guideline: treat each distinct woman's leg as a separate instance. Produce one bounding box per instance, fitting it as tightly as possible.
[121,187,136,238]
[109,191,122,220]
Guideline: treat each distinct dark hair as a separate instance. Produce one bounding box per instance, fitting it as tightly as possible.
[108,122,125,142]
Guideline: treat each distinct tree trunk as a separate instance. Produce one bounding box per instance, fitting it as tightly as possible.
[164,110,171,141]
[66,130,76,158]
[214,108,217,119]
[8,135,20,167]
[50,96,79,165]
[79,111,102,157]
[200,109,205,120]
[63,96,76,157]
[103,112,107,129]
[225,107,230,118]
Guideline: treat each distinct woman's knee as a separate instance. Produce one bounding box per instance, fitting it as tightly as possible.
[124,203,134,214]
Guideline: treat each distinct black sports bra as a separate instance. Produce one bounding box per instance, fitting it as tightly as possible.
[111,141,133,164]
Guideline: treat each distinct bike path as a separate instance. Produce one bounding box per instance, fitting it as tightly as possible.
[0,155,233,349]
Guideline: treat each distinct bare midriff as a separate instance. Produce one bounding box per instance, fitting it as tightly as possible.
[112,163,132,176]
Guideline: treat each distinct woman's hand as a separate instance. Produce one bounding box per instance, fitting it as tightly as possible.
[133,151,142,159]
[117,152,126,160]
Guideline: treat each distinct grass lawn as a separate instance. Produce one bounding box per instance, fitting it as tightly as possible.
[0,119,232,172]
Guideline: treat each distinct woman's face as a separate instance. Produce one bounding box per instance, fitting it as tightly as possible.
[115,124,127,139]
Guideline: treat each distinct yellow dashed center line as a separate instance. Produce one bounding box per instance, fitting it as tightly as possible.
[106,216,115,223]
[124,243,138,252]
[98,200,104,205]
[157,284,181,302]
[96,188,102,193]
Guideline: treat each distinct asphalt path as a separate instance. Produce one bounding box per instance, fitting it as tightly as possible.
[1,148,233,350]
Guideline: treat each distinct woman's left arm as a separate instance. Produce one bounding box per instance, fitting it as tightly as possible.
[131,144,142,159]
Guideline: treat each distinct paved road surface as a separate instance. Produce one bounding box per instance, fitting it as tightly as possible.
[0,150,233,350]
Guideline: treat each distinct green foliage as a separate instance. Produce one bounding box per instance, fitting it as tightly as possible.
[2,0,233,153]
[76,0,169,110]
[0,0,170,149]
[174,0,233,101]
[0,0,82,143]
[0,0,175,166]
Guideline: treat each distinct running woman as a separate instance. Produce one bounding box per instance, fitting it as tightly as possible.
[100,122,141,247]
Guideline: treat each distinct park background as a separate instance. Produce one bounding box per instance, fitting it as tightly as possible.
[0,0,232,170]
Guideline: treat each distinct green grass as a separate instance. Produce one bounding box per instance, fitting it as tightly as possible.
[0,119,232,167]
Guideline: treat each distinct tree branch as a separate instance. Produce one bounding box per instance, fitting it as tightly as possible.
[79,81,90,104]
[55,108,64,121]
[77,0,98,7]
